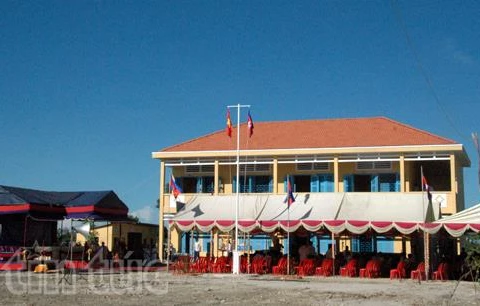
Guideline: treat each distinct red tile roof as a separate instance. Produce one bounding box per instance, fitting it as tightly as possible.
[160,117,457,152]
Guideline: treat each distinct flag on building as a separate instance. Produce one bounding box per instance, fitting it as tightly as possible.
[170,175,182,199]
[226,109,232,137]
[247,110,254,138]
[286,178,295,206]
[422,175,432,202]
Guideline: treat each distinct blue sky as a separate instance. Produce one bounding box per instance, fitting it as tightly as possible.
[1,1,478,224]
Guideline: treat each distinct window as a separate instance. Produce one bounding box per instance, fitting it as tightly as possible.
[285,174,334,193]
[239,164,271,172]
[174,176,214,193]
[185,165,214,174]
[343,173,399,192]
[233,176,273,193]
[296,163,330,171]
[356,161,392,171]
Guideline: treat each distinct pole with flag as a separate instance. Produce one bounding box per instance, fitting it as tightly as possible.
[227,103,250,274]
[421,166,430,281]
[286,175,295,275]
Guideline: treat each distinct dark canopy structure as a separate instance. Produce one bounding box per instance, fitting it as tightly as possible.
[0,185,129,246]
[0,185,129,220]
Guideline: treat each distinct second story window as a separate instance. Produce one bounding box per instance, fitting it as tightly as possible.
[174,176,214,194]
[284,174,334,193]
[233,175,273,193]
[343,173,399,192]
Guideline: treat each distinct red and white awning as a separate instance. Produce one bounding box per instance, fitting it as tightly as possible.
[170,193,438,235]
[425,203,480,237]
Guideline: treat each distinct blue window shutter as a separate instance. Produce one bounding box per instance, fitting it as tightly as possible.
[233,176,237,193]
[249,176,254,193]
[310,175,319,192]
[395,173,400,192]
[283,176,288,192]
[343,175,353,192]
[268,176,273,192]
[370,175,379,192]
[352,237,359,253]
[196,177,203,193]
[325,174,334,192]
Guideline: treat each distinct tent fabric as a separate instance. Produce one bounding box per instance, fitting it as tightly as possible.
[170,193,436,235]
[426,202,480,237]
[0,185,129,220]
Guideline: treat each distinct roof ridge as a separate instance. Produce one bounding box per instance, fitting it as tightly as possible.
[160,117,382,151]
[253,116,384,125]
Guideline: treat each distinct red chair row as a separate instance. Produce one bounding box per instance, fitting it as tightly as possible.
[295,258,316,276]
[211,256,232,273]
[251,255,272,274]
[272,256,294,275]
[172,255,192,274]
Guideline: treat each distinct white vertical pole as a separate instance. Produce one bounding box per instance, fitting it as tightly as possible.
[287,203,290,275]
[228,103,250,274]
[234,104,240,274]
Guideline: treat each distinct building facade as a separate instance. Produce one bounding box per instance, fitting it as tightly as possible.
[152,117,470,260]
[76,222,159,260]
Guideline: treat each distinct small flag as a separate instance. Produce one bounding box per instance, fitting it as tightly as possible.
[226,109,233,137]
[247,111,254,138]
[170,175,182,199]
[286,178,295,206]
[422,175,432,202]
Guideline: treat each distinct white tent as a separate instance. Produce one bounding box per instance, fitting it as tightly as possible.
[425,203,480,237]
[171,193,436,235]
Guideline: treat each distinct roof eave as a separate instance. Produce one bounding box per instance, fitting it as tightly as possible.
[152,143,466,160]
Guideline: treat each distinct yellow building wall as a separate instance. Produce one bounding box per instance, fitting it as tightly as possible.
[77,223,159,255]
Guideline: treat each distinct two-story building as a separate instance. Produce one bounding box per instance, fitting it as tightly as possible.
[152,117,470,261]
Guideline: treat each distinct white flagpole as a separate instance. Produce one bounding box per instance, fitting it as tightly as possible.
[287,175,290,276]
[228,103,250,275]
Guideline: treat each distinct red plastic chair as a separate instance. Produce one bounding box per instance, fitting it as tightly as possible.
[411,262,426,281]
[297,258,316,276]
[212,256,230,273]
[390,260,406,280]
[340,259,358,277]
[432,263,449,281]
[368,259,381,278]
[273,257,293,275]
[315,258,333,276]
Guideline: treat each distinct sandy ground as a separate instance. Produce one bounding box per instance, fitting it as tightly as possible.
[0,271,479,305]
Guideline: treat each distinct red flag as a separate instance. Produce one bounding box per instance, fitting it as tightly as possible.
[247,111,254,138]
[170,175,182,199]
[226,109,232,137]
[287,179,295,206]
[422,175,432,201]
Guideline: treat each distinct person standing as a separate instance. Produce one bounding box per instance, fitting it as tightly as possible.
[194,238,201,260]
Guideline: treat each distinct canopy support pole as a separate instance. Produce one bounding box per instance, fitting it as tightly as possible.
[167,222,171,273]
[331,231,335,276]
